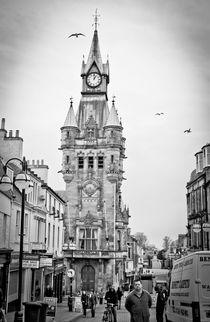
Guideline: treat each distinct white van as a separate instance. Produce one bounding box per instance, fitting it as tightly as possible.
[165,251,210,322]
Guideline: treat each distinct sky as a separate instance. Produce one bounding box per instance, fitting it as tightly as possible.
[1,0,210,249]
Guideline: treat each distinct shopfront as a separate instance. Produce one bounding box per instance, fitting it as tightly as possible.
[0,248,12,312]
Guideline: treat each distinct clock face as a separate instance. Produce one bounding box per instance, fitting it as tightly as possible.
[86,73,102,88]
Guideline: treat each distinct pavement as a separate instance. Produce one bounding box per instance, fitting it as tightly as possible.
[5,296,158,322]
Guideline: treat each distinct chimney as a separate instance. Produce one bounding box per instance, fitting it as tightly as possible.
[9,130,12,137]
[1,118,5,130]
[16,130,19,137]
[29,159,49,184]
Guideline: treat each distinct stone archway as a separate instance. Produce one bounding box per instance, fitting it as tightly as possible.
[81,265,95,291]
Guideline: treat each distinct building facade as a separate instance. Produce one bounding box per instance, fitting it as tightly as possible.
[186,143,210,251]
[0,119,66,312]
[60,20,129,292]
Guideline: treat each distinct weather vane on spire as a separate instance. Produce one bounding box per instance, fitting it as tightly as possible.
[93,9,100,30]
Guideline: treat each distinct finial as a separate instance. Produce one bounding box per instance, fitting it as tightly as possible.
[112,95,116,105]
[70,97,73,107]
[93,9,100,31]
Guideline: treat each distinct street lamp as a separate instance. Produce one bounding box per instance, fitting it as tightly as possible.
[0,157,31,322]
[192,213,210,250]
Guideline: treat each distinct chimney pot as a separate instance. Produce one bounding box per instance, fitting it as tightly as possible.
[9,130,12,137]
[16,130,19,137]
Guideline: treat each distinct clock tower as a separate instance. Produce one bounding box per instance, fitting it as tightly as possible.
[60,13,129,292]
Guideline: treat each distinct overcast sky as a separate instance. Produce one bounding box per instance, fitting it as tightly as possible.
[1,0,210,249]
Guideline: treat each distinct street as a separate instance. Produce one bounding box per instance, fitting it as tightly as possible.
[5,295,165,322]
[45,297,163,322]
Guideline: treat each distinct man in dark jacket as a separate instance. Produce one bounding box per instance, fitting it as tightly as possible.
[105,285,118,322]
[125,278,152,322]
[156,285,168,322]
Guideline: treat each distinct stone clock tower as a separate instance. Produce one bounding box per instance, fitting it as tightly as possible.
[60,14,129,292]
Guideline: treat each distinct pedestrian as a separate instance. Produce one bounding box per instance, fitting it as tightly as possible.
[0,308,7,322]
[105,285,118,322]
[89,290,97,317]
[35,281,41,301]
[0,288,6,322]
[99,288,104,304]
[156,285,168,322]
[0,288,3,309]
[81,290,88,317]
[44,285,53,297]
[125,277,152,322]
[116,287,123,309]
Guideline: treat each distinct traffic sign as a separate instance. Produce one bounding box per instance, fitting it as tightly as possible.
[67,268,75,278]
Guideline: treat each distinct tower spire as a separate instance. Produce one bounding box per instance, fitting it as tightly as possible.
[93,9,100,31]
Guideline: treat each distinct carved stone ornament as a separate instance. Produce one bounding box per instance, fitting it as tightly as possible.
[80,211,96,225]
[82,179,99,197]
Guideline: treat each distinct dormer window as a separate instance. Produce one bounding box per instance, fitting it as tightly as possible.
[202,144,210,167]
[195,152,203,173]
[207,146,210,165]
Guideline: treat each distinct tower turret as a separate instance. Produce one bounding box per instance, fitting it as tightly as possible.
[60,99,79,183]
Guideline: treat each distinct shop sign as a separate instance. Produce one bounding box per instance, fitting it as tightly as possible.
[44,297,57,316]
[40,256,53,267]
[74,296,82,313]
[22,254,39,269]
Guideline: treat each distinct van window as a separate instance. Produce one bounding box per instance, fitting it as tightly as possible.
[200,264,210,298]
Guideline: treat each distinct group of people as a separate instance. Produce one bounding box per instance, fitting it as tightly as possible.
[125,278,168,322]
[81,290,98,317]
[81,286,123,320]
[93,278,168,322]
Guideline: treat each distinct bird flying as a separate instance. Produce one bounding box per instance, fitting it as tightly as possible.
[184,128,192,133]
[68,33,85,38]
[155,112,164,116]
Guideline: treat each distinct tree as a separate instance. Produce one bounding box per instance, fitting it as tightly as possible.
[162,236,172,251]
[134,232,148,248]
[157,249,166,260]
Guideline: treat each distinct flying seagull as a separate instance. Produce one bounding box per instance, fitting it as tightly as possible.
[184,128,192,133]
[155,112,164,116]
[68,33,85,38]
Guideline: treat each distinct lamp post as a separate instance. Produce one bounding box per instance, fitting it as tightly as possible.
[0,157,31,321]
[192,213,210,250]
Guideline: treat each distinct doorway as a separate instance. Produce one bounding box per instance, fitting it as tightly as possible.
[81,265,95,291]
